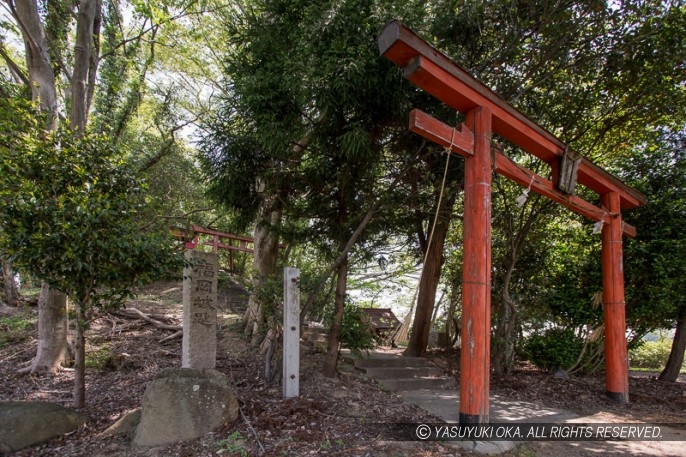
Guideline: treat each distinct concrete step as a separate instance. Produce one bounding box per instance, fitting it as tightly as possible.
[350,356,429,369]
[301,328,329,351]
[377,377,455,391]
[361,366,444,379]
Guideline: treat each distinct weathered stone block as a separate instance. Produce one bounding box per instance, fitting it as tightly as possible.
[0,402,87,453]
[132,368,239,447]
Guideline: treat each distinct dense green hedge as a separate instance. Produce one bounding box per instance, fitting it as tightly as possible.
[521,328,585,372]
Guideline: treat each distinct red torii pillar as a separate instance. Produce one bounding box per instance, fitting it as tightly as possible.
[460,107,493,423]
[602,192,629,403]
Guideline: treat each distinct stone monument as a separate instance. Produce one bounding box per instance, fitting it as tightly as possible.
[182,250,218,368]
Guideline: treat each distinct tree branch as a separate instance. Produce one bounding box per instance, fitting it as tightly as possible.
[302,150,429,313]
[0,43,30,88]
[138,207,214,231]
[86,0,102,115]
[113,308,180,331]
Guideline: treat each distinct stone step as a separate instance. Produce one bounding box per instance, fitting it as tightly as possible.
[350,356,429,369]
[361,366,444,379]
[223,284,249,314]
[227,302,248,315]
[302,327,327,335]
[302,331,328,343]
[376,377,455,391]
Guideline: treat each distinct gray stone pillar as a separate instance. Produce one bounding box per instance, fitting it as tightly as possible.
[182,250,218,368]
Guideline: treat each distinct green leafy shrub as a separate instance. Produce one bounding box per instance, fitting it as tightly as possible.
[629,338,674,370]
[338,304,376,356]
[521,327,584,372]
[250,274,283,318]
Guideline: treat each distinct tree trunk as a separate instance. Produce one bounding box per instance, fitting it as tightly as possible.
[323,253,348,378]
[13,0,70,376]
[73,302,86,408]
[71,0,98,132]
[491,195,553,375]
[659,307,686,382]
[404,235,447,357]
[2,259,20,307]
[492,297,517,375]
[404,186,457,357]
[445,296,458,346]
[244,198,281,345]
[28,284,68,374]
[493,255,518,375]
[12,0,59,129]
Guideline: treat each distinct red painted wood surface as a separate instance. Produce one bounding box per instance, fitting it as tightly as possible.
[409,109,639,237]
[459,106,492,423]
[378,21,647,210]
[409,109,474,157]
[601,192,629,403]
[183,237,255,254]
[173,225,257,274]
[180,225,256,253]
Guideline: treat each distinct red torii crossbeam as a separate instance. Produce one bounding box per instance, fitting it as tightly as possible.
[378,21,647,424]
[171,224,255,274]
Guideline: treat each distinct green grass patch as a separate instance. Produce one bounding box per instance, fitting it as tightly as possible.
[216,431,247,456]
[85,342,112,369]
[19,286,41,298]
[630,367,686,374]
[0,313,35,346]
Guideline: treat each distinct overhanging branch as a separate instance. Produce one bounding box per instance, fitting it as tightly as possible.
[0,42,30,89]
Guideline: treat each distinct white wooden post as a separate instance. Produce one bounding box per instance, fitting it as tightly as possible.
[283,267,300,398]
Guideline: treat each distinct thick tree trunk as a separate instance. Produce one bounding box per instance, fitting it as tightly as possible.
[73,302,86,408]
[13,0,72,376]
[404,184,457,357]
[404,225,449,357]
[323,253,348,378]
[28,284,68,374]
[2,259,20,307]
[658,307,686,382]
[71,0,97,132]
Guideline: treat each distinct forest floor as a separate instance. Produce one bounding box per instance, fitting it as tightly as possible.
[1,279,685,457]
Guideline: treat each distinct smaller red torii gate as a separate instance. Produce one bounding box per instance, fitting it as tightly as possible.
[378,21,647,424]
[171,224,255,274]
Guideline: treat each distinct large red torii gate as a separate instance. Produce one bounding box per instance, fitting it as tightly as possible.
[378,21,647,424]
